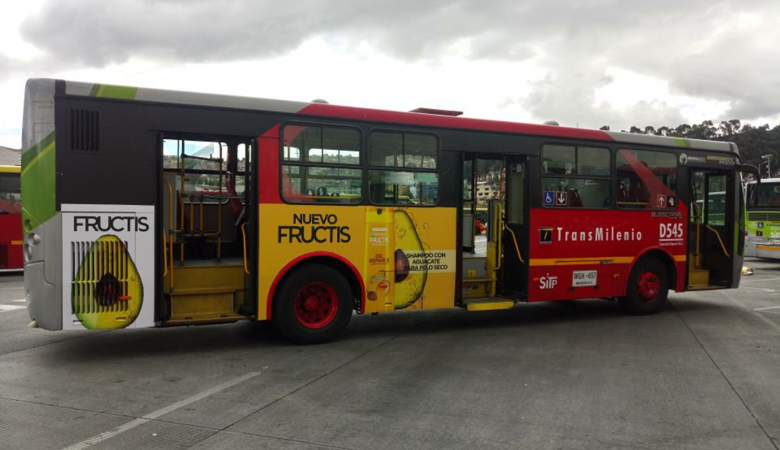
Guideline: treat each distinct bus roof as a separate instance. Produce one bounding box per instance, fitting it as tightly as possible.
[29,78,738,155]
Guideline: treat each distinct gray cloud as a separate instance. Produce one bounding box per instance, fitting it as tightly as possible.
[16,0,780,125]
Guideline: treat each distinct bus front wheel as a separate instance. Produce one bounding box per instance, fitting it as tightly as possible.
[619,257,669,315]
[273,264,353,344]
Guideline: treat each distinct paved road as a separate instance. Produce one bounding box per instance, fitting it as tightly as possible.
[0,260,778,450]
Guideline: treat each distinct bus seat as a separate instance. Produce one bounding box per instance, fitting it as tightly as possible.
[567,188,583,207]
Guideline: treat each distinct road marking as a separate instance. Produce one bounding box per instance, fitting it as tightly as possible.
[753,305,780,312]
[61,372,261,450]
[0,304,25,313]
[13,299,25,303]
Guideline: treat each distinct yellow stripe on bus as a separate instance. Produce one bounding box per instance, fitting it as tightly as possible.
[0,166,21,174]
[757,245,780,251]
[10,240,22,245]
[530,254,686,266]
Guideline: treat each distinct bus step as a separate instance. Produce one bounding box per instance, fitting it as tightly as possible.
[464,297,515,311]
[462,256,487,278]
[167,289,240,323]
[462,278,494,299]
[688,269,710,288]
[164,315,245,326]
[687,285,724,291]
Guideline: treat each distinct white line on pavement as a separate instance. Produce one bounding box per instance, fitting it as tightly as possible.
[753,305,780,312]
[12,299,25,303]
[61,371,262,450]
[0,304,25,313]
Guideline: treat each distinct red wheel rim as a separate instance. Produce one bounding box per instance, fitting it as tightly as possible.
[637,271,661,303]
[293,282,338,329]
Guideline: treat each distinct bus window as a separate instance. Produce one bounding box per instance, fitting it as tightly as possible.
[748,183,780,208]
[541,145,610,208]
[282,124,362,204]
[616,149,676,210]
[0,172,21,215]
[368,131,439,206]
[369,170,438,205]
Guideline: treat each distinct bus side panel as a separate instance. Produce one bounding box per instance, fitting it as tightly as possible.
[527,206,687,302]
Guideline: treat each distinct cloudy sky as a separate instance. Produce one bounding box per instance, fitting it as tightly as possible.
[1,0,778,149]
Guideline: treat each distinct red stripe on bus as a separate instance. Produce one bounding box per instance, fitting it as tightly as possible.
[266,251,366,320]
[257,125,282,204]
[299,103,615,141]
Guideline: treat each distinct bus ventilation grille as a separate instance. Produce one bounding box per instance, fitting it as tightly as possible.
[0,245,7,269]
[69,109,100,152]
[71,240,131,314]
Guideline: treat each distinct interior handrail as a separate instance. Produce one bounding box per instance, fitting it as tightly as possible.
[162,179,174,230]
[503,223,525,264]
[162,229,168,276]
[705,225,731,258]
[241,222,249,275]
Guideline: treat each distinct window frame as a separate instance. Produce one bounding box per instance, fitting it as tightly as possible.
[279,122,365,205]
[367,128,441,207]
[540,143,613,210]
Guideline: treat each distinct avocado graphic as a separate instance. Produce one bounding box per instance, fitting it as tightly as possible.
[393,210,427,309]
[72,235,143,329]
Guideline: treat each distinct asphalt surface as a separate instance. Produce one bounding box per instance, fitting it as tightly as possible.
[0,258,779,450]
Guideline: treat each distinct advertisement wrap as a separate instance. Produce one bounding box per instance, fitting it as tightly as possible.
[259,204,456,319]
[61,204,155,330]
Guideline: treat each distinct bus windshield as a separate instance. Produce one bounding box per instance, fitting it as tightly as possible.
[748,182,780,209]
[0,172,21,215]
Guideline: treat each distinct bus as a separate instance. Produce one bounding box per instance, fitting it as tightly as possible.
[21,79,749,344]
[745,178,780,259]
[0,165,23,271]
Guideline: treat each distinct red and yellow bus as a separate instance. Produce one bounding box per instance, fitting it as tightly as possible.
[0,165,23,271]
[21,79,748,343]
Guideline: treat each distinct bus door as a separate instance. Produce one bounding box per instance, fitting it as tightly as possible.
[159,136,256,324]
[501,157,528,296]
[688,169,735,288]
[460,156,517,310]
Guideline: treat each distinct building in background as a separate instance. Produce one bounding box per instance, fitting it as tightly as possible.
[0,146,21,166]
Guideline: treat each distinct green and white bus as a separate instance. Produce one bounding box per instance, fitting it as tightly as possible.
[745,178,780,259]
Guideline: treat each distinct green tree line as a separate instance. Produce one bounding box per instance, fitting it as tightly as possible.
[599,120,780,171]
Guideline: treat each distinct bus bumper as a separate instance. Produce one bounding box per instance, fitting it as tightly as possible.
[23,216,63,331]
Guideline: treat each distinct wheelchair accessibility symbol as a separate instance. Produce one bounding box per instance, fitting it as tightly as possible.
[543,191,554,206]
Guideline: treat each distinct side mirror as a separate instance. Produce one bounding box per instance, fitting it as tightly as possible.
[741,164,761,182]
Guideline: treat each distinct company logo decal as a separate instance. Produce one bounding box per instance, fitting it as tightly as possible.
[74,216,149,232]
[540,274,558,290]
[539,227,553,244]
[554,226,643,243]
[278,213,351,243]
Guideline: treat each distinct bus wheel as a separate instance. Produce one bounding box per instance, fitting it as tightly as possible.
[619,257,669,315]
[273,264,353,344]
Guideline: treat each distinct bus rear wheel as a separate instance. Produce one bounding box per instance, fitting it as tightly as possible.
[273,264,353,344]
[619,257,669,315]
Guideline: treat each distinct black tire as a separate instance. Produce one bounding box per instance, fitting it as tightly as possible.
[273,264,353,344]
[619,257,669,315]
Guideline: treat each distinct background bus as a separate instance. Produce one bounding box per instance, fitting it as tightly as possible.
[745,178,780,259]
[21,79,746,343]
[0,165,22,271]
